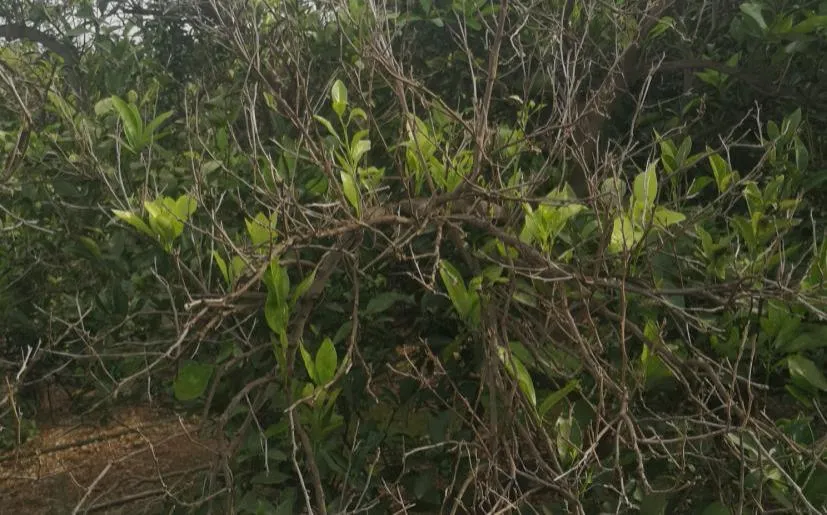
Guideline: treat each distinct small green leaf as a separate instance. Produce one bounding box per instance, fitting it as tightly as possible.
[265,290,289,335]
[782,108,802,137]
[555,414,580,464]
[740,3,768,31]
[246,212,277,249]
[348,107,367,124]
[313,115,340,140]
[609,215,643,253]
[351,139,371,164]
[112,209,155,239]
[364,292,410,315]
[341,171,361,215]
[767,120,780,140]
[145,110,174,138]
[795,137,810,171]
[111,95,143,151]
[633,162,658,208]
[94,97,113,116]
[439,260,474,322]
[315,338,337,385]
[708,152,732,193]
[299,342,317,384]
[212,251,230,285]
[787,354,827,391]
[173,194,197,220]
[538,380,579,418]
[78,236,103,260]
[497,347,536,406]
[174,361,214,401]
[791,15,827,34]
[653,207,686,228]
[647,16,674,39]
[291,269,317,306]
[231,256,246,283]
[331,79,348,118]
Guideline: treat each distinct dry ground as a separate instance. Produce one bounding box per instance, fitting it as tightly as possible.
[0,398,219,514]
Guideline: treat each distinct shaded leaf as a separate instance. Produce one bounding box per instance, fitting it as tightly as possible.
[740,3,768,31]
[787,354,827,391]
[174,361,214,401]
[364,292,410,315]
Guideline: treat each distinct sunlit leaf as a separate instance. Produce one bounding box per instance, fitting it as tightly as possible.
[633,161,658,209]
[653,207,686,228]
[299,341,317,384]
[315,338,337,385]
[112,209,155,239]
[212,251,230,285]
[341,171,361,215]
[331,79,348,117]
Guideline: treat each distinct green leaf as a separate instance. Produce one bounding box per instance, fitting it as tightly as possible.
[740,3,768,31]
[315,338,337,385]
[78,236,102,260]
[708,151,732,193]
[767,120,780,140]
[497,347,536,406]
[782,108,802,137]
[265,290,289,335]
[348,107,367,124]
[212,251,230,285]
[647,16,674,39]
[795,137,810,171]
[555,414,580,464]
[246,212,277,249]
[791,15,827,34]
[538,380,579,418]
[173,194,197,220]
[364,292,410,315]
[173,361,214,401]
[787,355,827,391]
[331,79,348,117]
[299,342,317,384]
[273,261,290,302]
[291,269,317,306]
[633,161,658,209]
[112,209,155,239]
[144,110,174,138]
[94,97,113,116]
[609,215,643,253]
[351,139,371,164]
[313,115,340,140]
[341,171,361,215]
[439,260,474,322]
[111,95,143,150]
[231,256,246,283]
[653,207,686,228]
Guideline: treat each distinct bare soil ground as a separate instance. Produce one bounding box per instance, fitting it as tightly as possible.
[0,400,218,514]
